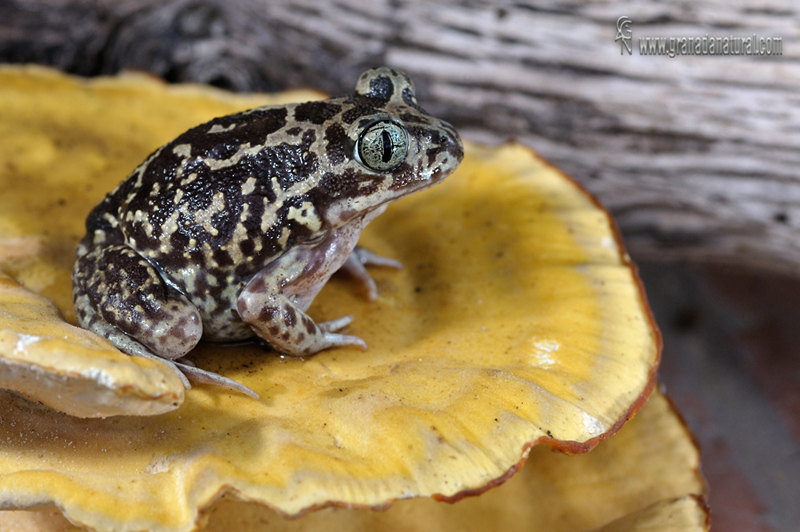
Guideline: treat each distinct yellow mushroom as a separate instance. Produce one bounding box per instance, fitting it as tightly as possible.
[0,66,666,532]
[201,388,708,532]
[0,271,184,417]
[0,389,707,531]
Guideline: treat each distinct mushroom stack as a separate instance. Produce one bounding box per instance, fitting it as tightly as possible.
[0,66,707,532]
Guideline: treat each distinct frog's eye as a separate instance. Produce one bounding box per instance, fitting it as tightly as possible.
[356,121,408,172]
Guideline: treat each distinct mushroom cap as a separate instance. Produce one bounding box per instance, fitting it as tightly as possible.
[0,389,707,531]
[202,388,708,532]
[0,271,184,417]
[0,66,660,532]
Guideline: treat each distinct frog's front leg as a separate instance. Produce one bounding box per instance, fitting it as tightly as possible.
[237,277,367,356]
[73,244,203,361]
[237,251,368,356]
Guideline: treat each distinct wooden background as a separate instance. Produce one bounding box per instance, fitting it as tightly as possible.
[1,1,799,530]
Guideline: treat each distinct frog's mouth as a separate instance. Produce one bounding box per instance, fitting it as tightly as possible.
[387,147,463,196]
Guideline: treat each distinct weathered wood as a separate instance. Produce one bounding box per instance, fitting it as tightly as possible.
[1,0,799,273]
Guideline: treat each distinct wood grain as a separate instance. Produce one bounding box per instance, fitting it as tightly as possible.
[1,0,798,272]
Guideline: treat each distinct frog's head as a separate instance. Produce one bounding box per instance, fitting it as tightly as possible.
[313,67,463,226]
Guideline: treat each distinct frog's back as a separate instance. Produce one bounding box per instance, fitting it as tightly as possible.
[83,104,324,267]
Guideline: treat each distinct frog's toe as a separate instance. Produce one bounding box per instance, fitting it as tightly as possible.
[321,332,368,351]
[317,316,367,351]
[350,246,403,269]
[340,247,402,301]
[317,314,355,333]
[171,360,260,399]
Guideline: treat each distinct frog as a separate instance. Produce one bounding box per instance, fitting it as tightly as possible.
[72,67,463,397]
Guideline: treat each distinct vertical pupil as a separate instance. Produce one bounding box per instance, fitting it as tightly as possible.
[381,130,392,163]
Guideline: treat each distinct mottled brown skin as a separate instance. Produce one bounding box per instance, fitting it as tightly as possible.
[72,67,463,394]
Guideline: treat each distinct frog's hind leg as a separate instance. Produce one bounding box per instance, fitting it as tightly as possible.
[72,244,203,361]
[73,245,260,398]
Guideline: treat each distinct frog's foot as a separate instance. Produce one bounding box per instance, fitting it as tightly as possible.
[108,342,259,399]
[340,246,403,300]
[238,275,368,356]
[77,324,258,398]
[72,295,192,390]
[170,359,260,399]
[316,314,368,349]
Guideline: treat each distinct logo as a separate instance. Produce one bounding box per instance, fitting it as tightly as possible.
[615,16,632,55]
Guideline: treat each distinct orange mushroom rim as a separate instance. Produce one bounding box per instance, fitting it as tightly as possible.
[183,142,665,524]
[429,145,663,493]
